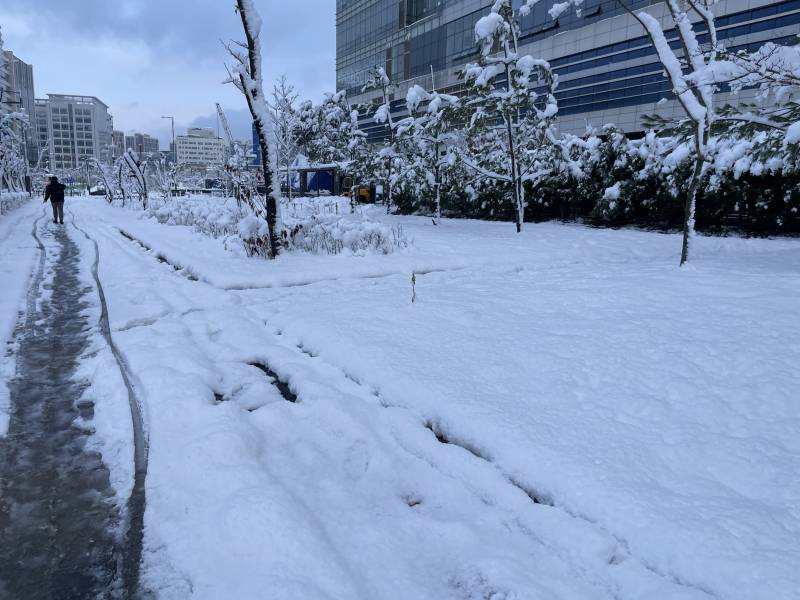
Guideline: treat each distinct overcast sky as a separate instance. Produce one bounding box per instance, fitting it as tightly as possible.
[0,1,335,146]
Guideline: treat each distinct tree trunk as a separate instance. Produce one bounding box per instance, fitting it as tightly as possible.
[247,91,279,258]
[680,127,707,266]
[236,0,280,259]
[506,117,522,233]
[434,142,442,222]
[118,164,127,207]
[141,164,148,210]
[386,158,392,215]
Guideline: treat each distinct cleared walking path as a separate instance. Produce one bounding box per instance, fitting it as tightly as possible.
[0,218,128,598]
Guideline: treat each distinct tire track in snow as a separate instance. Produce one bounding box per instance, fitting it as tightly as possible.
[25,209,47,327]
[115,226,472,290]
[118,228,199,281]
[68,209,149,597]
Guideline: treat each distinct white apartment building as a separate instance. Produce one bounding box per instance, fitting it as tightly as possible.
[112,130,125,159]
[176,127,226,167]
[35,94,114,170]
[124,132,160,156]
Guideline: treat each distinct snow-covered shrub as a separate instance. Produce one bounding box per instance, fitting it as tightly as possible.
[284,215,408,255]
[0,191,30,216]
[144,195,409,256]
[148,197,245,239]
[236,214,273,257]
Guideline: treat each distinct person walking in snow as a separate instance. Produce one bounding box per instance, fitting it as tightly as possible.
[44,175,66,224]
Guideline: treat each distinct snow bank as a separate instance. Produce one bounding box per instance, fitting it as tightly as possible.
[0,200,43,436]
[0,191,30,216]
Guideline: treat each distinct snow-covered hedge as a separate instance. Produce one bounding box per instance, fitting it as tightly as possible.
[284,215,409,255]
[0,192,30,216]
[148,196,245,239]
[281,196,409,255]
[145,195,409,256]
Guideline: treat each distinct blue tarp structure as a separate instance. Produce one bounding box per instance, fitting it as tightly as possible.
[251,123,261,166]
[307,170,334,194]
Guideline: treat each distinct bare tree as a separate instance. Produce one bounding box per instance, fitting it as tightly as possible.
[122,149,148,209]
[87,157,117,203]
[270,75,299,200]
[224,0,281,258]
[0,110,29,193]
[149,153,177,203]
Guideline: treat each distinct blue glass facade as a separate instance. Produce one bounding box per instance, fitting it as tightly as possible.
[337,0,658,95]
[336,0,800,139]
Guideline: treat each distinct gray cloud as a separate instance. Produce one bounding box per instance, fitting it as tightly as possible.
[189,107,255,142]
[1,1,335,142]
[13,1,327,61]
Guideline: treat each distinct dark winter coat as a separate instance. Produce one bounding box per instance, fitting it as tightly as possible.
[44,182,66,203]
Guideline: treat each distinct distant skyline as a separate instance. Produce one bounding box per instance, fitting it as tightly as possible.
[0,1,335,146]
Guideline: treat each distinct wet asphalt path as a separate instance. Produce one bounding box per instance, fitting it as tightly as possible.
[0,217,127,598]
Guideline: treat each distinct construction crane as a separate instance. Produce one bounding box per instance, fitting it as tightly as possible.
[216,103,234,146]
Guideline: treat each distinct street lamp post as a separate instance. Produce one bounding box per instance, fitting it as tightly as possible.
[161,115,176,196]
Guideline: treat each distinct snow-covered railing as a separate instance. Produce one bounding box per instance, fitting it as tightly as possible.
[0,192,30,216]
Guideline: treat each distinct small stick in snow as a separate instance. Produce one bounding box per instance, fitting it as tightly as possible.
[411,272,417,303]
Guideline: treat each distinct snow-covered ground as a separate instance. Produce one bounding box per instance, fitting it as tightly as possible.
[3,196,799,599]
[0,197,40,435]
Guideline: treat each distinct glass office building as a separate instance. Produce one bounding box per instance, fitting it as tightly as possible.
[336,0,800,138]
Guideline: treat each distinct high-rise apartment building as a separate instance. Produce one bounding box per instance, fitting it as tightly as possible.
[113,130,126,159]
[3,51,37,164]
[35,94,114,170]
[1,27,38,166]
[124,132,160,156]
[337,0,800,139]
[176,127,226,167]
[0,29,10,115]
[34,99,49,163]
[144,135,160,155]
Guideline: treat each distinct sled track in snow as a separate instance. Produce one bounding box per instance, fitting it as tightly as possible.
[69,210,149,597]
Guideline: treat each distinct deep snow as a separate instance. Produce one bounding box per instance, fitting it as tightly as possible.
[3,196,798,599]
